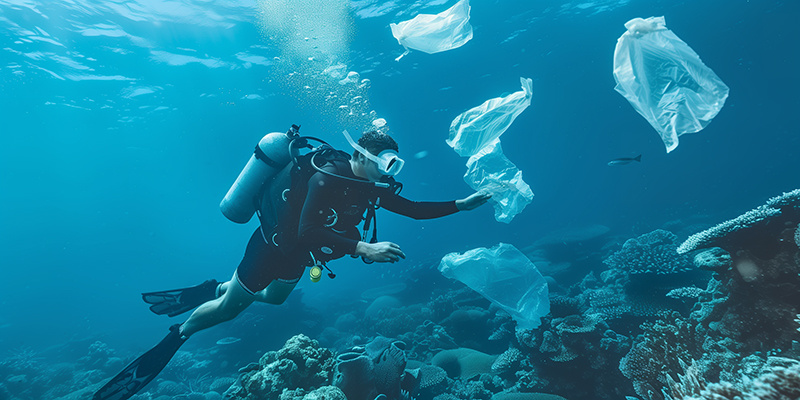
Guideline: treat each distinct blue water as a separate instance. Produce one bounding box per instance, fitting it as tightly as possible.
[1,0,798,398]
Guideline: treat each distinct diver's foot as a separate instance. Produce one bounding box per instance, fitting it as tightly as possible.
[93,324,187,400]
[142,279,220,317]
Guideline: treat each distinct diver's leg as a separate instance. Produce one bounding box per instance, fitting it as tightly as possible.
[215,277,296,305]
[179,270,255,337]
[254,278,299,305]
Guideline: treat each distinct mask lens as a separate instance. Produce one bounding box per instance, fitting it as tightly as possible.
[378,151,404,176]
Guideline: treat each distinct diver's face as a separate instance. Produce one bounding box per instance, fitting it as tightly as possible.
[358,153,386,182]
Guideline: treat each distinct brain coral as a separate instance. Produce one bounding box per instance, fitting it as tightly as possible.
[431,348,497,380]
[692,248,732,271]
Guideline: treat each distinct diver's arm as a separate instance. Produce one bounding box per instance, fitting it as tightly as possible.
[354,241,406,263]
[381,190,491,219]
[455,191,492,211]
[379,193,459,220]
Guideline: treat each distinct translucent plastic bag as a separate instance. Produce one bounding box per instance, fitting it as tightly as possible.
[613,16,729,153]
[438,243,549,331]
[464,139,533,223]
[447,77,533,157]
[390,0,473,61]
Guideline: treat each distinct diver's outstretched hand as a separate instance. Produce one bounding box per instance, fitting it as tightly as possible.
[456,191,492,211]
[356,241,406,263]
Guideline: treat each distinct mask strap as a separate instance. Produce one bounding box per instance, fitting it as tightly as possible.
[343,130,380,164]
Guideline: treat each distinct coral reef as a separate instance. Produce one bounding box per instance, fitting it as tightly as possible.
[491,393,567,400]
[691,248,732,271]
[398,320,458,362]
[795,223,800,248]
[682,191,800,354]
[210,377,237,393]
[431,348,497,380]
[618,189,800,399]
[491,348,524,375]
[279,386,347,400]
[333,337,408,400]
[10,191,800,400]
[224,334,335,400]
[677,189,800,255]
[406,364,449,398]
[605,229,692,275]
[619,313,702,400]
[664,357,800,400]
[665,287,705,300]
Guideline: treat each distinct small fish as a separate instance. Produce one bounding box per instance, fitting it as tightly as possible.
[608,154,642,166]
[216,337,241,345]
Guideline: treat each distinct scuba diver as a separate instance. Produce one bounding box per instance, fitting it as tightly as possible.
[94,127,491,400]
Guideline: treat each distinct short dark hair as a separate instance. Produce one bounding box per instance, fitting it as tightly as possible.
[354,130,399,158]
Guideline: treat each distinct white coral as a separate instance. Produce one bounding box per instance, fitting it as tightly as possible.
[794,223,800,248]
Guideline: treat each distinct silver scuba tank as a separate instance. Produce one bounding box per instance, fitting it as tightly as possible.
[220,131,293,223]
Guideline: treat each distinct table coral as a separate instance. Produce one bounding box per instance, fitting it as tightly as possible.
[677,189,800,256]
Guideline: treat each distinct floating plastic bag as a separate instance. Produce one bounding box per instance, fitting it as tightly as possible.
[613,16,729,153]
[447,77,533,157]
[464,139,533,223]
[390,0,473,61]
[439,243,549,331]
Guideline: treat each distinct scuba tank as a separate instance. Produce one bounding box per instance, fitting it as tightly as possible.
[219,125,299,224]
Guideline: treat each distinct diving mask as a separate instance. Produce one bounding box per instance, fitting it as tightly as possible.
[343,130,405,176]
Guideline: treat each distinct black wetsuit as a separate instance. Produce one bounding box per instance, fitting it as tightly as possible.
[236,158,458,294]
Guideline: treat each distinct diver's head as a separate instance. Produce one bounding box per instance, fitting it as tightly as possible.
[354,130,398,158]
[344,130,404,179]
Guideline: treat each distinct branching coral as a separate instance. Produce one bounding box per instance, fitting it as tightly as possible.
[491,348,524,375]
[666,287,705,300]
[619,313,702,400]
[664,357,800,400]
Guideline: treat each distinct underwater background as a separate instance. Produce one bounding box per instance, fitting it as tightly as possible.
[1,0,799,399]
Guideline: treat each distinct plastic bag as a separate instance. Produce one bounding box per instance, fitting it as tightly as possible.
[464,139,533,223]
[613,16,729,153]
[390,0,473,61]
[447,77,533,157]
[438,243,549,331]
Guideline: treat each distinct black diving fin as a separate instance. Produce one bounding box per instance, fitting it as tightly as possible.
[142,279,219,317]
[93,324,187,400]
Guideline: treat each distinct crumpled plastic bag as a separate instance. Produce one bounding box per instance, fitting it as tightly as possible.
[390,0,473,61]
[613,16,729,153]
[464,139,533,223]
[439,243,549,331]
[447,77,533,157]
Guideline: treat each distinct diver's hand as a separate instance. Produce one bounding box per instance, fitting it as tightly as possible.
[455,191,492,211]
[355,241,406,263]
